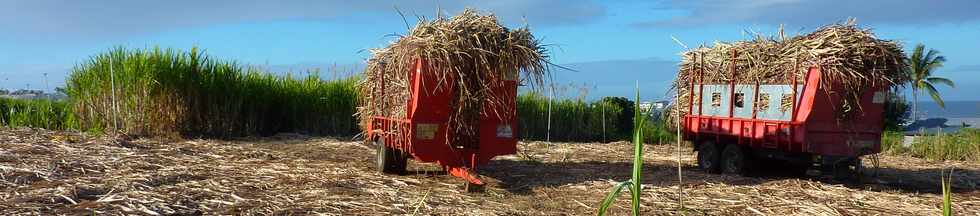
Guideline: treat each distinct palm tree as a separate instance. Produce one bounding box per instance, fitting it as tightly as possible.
[906,43,954,120]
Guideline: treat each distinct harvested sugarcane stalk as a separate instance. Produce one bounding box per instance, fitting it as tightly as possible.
[668,19,908,123]
[358,9,551,145]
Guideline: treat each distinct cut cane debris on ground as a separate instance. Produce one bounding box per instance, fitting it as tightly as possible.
[2,128,978,215]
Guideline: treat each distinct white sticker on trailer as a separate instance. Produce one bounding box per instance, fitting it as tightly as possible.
[496,124,513,138]
[872,91,886,104]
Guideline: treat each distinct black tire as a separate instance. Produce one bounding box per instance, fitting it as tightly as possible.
[721,144,750,175]
[697,140,722,174]
[832,158,862,181]
[465,182,485,193]
[375,138,407,174]
[393,151,408,174]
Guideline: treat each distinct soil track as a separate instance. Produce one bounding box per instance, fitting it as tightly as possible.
[1,128,978,215]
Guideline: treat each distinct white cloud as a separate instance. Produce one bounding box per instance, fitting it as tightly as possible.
[0,0,605,38]
[637,0,980,28]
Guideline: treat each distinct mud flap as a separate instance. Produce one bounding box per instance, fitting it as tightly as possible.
[447,166,485,192]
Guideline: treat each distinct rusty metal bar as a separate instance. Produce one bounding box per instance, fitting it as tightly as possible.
[752,82,760,119]
[696,54,705,141]
[688,54,697,133]
[698,54,705,116]
[729,50,737,135]
[791,58,799,122]
[688,54,696,115]
[729,50,737,118]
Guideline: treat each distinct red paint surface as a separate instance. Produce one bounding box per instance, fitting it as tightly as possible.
[683,67,886,157]
[367,59,518,185]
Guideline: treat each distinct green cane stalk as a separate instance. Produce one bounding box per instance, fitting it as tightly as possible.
[598,84,646,216]
[942,169,953,216]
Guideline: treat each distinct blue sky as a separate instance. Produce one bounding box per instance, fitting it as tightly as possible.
[1,0,978,101]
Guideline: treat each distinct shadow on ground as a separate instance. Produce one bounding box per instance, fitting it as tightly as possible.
[480,158,980,195]
[256,138,979,196]
[870,166,980,194]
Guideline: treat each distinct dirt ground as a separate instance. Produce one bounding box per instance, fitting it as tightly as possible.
[2,128,978,215]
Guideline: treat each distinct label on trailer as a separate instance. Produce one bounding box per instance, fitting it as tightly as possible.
[496,124,513,138]
[416,124,438,140]
[872,91,886,104]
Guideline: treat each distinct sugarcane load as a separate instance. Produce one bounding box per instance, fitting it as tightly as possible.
[358,9,550,191]
[674,20,907,178]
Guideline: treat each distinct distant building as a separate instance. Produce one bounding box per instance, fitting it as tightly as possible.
[0,89,67,101]
[639,100,670,112]
[639,102,652,112]
[652,100,669,110]
[11,89,43,95]
[1,94,37,100]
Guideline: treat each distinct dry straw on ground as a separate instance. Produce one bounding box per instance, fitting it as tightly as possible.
[3,128,978,215]
[670,20,908,120]
[358,9,549,144]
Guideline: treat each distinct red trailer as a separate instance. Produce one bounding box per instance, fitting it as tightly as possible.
[366,59,518,191]
[683,53,889,178]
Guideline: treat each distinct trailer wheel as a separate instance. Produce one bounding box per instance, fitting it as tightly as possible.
[375,138,407,174]
[465,182,485,193]
[832,158,862,181]
[721,144,749,175]
[697,141,722,173]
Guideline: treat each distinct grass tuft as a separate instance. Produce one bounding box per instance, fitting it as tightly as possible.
[598,85,647,216]
[65,46,359,138]
[0,98,79,131]
[882,129,980,162]
[942,169,953,216]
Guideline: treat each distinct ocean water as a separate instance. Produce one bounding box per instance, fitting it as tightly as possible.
[914,101,979,118]
[908,101,979,130]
